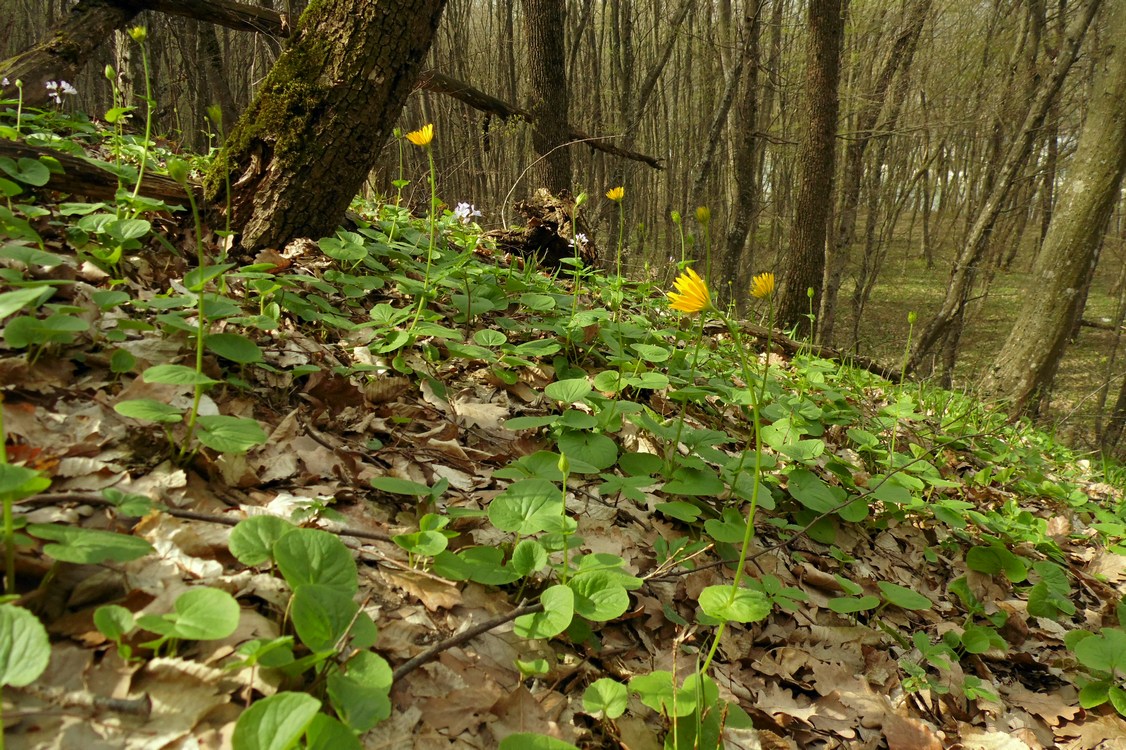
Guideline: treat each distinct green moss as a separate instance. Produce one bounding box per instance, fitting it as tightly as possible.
[204,22,332,200]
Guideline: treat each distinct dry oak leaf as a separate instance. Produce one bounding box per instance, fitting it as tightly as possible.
[1004,682,1082,726]
[1057,713,1126,750]
[883,714,943,750]
[958,727,1033,750]
[381,567,462,611]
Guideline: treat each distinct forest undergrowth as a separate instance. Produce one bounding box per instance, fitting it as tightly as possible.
[1,97,1126,749]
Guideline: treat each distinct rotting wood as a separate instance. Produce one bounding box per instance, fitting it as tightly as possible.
[707,320,904,383]
[0,139,198,205]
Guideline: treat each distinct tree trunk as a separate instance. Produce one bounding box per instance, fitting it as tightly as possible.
[521,0,571,194]
[820,0,931,344]
[720,2,764,308]
[775,0,845,337]
[905,0,1101,374]
[205,0,447,253]
[981,0,1126,416]
[0,0,140,106]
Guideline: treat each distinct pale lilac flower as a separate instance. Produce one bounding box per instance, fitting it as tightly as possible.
[569,233,588,248]
[45,80,75,104]
[2,78,8,87]
[453,202,482,224]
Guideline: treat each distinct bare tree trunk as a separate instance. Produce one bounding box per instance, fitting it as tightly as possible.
[206,0,448,253]
[521,0,571,193]
[981,0,1126,416]
[720,2,765,306]
[775,0,845,338]
[820,0,931,344]
[905,0,1101,374]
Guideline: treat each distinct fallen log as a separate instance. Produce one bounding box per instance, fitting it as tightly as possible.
[0,139,198,205]
[706,320,904,383]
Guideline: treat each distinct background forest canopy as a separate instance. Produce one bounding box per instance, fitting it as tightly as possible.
[3,0,1126,457]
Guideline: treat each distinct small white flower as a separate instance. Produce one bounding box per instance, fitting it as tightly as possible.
[2,78,9,87]
[60,81,77,96]
[45,81,62,104]
[453,202,481,224]
[569,233,588,248]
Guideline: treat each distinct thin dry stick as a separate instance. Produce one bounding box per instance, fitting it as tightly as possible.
[22,492,393,542]
[392,601,543,682]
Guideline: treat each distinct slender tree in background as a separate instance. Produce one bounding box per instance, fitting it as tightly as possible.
[819,0,931,344]
[775,0,845,338]
[905,0,1102,375]
[982,0,1126,417]
[521,0,571,194]
[206,0,447,253]
[719,1,765,303]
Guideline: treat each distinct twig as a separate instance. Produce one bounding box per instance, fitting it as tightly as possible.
[21,492,393,542]
[391,600,543,682]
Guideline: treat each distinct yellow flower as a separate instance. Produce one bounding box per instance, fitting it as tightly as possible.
[406,123,434,147]
[750,272,775,299]
[606,186,625,202]
[695,206,711,224]
[668,267,712,314]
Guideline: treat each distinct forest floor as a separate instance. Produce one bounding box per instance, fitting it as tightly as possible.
[843,246,1124,451]
[3,106,1126,750]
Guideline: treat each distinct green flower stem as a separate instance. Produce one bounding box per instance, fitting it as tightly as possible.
[568,195,586,321]
[668,313,707,470]
[128,35,155,216]
[0,394,14,595]
[408,145,438,332]
[698,311,768,677]
[178,173,206,460]
[559,455,571,585]
[14,80,24,136]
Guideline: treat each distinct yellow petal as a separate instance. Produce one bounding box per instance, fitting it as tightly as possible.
[406,123,434,147]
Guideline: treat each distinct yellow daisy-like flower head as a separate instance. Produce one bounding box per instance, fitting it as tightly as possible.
[668,267,712,314]
[406,123,434,147]
[606,186,625,202]
[750,272,775,299]
[695,205,711,225]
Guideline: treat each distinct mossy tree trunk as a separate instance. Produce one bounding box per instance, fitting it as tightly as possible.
[981,0,1126,416]
[206,0,447,253]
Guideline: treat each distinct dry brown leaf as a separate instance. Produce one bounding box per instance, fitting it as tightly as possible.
[382,567,463,611]
[883,714,943,750]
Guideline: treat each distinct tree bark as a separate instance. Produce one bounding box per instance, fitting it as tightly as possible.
[775,0,845,337]
[521,0,571,194]
[819,0,931,344]
[905,0,1102,374]
[0,0,140,106]
[719,1,765,306]
[205,0,447,253]
[981,0,1126,416]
